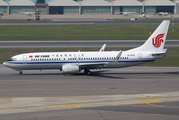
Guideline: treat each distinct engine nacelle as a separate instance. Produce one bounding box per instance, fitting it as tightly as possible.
[62,64,79,74]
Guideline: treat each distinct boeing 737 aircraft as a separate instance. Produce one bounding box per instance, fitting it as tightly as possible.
[3,20,170,75]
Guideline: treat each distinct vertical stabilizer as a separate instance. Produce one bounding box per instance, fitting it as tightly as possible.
[132,20,170,52]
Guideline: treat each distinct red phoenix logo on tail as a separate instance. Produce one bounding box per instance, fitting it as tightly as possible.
[152,33,165,48]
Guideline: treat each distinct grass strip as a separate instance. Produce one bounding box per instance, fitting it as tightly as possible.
[0,24,178,41]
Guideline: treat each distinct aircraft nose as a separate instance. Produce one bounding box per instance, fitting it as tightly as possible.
[3,62,6,65]
[3,61,15,69]
[3,61,9,67]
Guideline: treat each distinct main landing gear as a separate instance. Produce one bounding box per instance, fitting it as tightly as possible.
[84,69,91,75]
[19,71,23,75]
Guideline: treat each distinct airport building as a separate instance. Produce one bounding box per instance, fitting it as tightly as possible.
[112,0,143,14]
[1,0,177,15]
[8,0,35,14]
[80,0,111,14]
[0,0,8,14]
[35,3,49,14]
[48,0,79,14]
[144,0,175,14]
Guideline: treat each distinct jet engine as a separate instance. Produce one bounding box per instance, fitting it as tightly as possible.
[62,64,80,74]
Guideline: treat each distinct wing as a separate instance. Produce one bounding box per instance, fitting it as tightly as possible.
[78,51,122,69]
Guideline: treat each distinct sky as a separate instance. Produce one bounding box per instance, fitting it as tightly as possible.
[5,0,52,3]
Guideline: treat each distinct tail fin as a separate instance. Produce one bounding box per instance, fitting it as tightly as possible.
[133,20,170,52]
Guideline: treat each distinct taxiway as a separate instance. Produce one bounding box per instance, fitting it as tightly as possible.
[0,65,179,119]
[0,40,179,48]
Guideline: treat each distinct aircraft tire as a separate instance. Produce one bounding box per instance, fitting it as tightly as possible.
[19,71,23,75]
[84,69,91,75]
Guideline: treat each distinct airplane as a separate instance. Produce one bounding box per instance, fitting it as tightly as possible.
[3,20,170,75]
[115,10,136,16]
[158,12,168,16]
[140,12,147,18]
[19,12,40,16]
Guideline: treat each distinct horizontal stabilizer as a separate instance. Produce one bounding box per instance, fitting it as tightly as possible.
[152,49,167,56]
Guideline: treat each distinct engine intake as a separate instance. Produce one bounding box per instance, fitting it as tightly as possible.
[62,64,79,74]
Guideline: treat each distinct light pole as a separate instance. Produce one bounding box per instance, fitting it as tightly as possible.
[139,0,145,13]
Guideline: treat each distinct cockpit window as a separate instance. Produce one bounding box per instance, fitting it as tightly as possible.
[7,58,15,61]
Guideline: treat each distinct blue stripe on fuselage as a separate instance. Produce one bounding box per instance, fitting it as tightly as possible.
[4,59,155,65]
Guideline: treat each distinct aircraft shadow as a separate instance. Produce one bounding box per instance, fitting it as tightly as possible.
[15,70,125,79]
[14,70,179,79]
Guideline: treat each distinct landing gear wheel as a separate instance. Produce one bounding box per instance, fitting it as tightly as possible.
[84,69,91,75]
[19,71,23,75]
[87,71,91,75]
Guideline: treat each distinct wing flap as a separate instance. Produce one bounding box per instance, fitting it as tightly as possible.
[79,62,108,67]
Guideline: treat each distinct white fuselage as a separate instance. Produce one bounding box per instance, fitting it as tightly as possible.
[3,50,160,71]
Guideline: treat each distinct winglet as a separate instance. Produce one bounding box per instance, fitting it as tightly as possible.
[113,51,122,62]
[99,44,106,52]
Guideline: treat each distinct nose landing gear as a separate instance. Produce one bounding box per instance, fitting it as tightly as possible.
[14,69,23,75]
[19,71,23,75]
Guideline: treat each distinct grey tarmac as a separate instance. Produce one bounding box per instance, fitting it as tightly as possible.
[1,14,179,25]
[0,65,179,119]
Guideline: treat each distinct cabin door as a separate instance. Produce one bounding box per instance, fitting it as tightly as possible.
[23,55,27,64]
[138,53,142,62]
